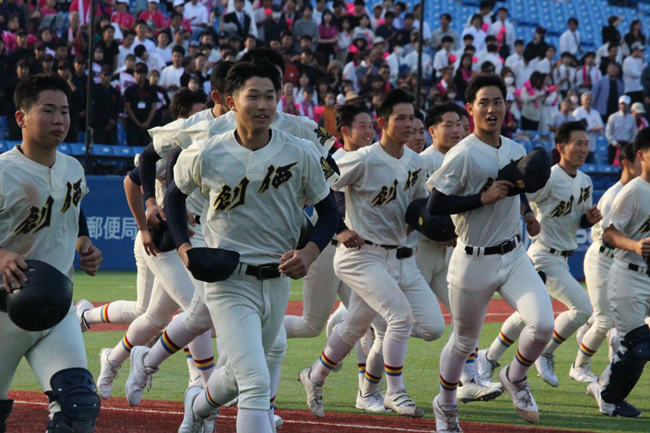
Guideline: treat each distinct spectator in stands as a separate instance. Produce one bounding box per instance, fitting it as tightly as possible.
[117,30,135,69]
[149,69,169,126]
[111,0,135,33]
[159,45,185,98]
[92,65,122,145]
[264,4,288,45]
[573,91,603,160]
[9,30,35,68]
[170,27,188,51]
[54,42,68,65]
[97,25,118,71]
[575,51,601,92]
[115,53,136,94]
[68,0,101,25]
[134,44,166,74]
[598,39,622,78]
[593,62,624,121]
[331,0,345,29]
[505,38,524,68]
[91,46,103,84]
[392,1,405,29]
[56,61,82,142]
[155,30,172,64]
[139,0,166,33]
[536,45,555,74]
[453,53,473,102]
[280,81,302,115]
[430,13,458,51]
[548,98,576,132]
[397,12,416,46]
[40,53,54,74]
[631,102,649,130]
[480,40,503,75]
[623,42,644,104]
[124,62,157,146]
[527,26,548,60]
[72,56,88,131]
[520,71,546,130]
[404,35,432,77]
[553,51,576,97]
[375,10,398,50]
[412,4,430,42]
[501,93,518,138]
[433,35,454,73]
[513,48,538,88]
[39,28,56,52]
[624,19,645,51]
[317,9,338,63]
[133,20,156,52]
[462,14,487,52]
[224,0,253,40]
[605,95,637,164]
[0,0,26,31]
[5,59,29,140]
[293,73,310,103]
[559,17,581,56]
[488,6,514,59]
[602,15,622,46]
[352,13,375,46]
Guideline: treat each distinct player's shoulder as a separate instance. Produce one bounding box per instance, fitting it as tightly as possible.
[271,128,320,157]
[576,168,593,185]
[499,135,526,157]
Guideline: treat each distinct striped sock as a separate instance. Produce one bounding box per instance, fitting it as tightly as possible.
[121,334,133,352]
[542,329,568,356]
[309,351,339,384]
[318,352,338,370]
[460,347,478,385]
[357,363,366,390]
[269,395,276,410]
[507,349,535,382]
[439,375,459,406]
[204,387,219,408]
[487,331,515,364]
[183,348,201,383]
[195,356,215,371]
[361,370,382,396]
[384,364,404,395]
[160,330,182,355]
[101,304,111,323]
[575,326,609,367]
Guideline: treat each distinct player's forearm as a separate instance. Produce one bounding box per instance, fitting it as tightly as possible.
[604,225,637,252]
[427,188,483,215]
[520,192,532,216]
[139,142,162,201]
[310,194,338,252]
[164,180,191,247]
[124,175,148,230]
[166,146,183,186]
[580,214,595,229]
[78,209,89,238]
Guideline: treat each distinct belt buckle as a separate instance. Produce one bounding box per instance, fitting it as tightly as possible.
[257,264,279,280]
[396,247,412,260]
[499,241,510,255]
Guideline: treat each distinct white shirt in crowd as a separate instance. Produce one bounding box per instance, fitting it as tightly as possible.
[572,106,604,152]
[559,29,581,55]
[159,65,184,98]
[487,19,515,53]
[513,58,538,88]
[461,26,487,52]
[623,56,645,93]
[184,1,208,26]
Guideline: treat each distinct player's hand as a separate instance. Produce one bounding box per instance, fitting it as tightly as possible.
[337,229,364,249]
[586,205,603,225]
[146,199,166,228]
[178,242,192,268]
[0,249,28,292]
[77,236,103,276]
[481,180,514,205]
[524,212,541,237]
[635,238,650,257]
[140,228,161,257]
[279,243,320,279]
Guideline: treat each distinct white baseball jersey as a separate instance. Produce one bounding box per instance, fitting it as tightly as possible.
[605,177,650,268]
[148,107,216,158]
[527,165,593,251]
[590,181,623,246]
[419,145,445,178]
[332,143,428,247]
[427,134,525,247]
[174,128,330,265]
[0,148,87,280]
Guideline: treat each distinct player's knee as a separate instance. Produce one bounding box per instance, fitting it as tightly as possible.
[414,321,445,342]
[593,315,614,331]
[302,319,327,338]
[267,327,287,364]
[386,311,414,341]
[142,312,170,332]
[0,399,13,433]
[45,368,101,433]
[532,316,555,342]
[238,374,271,411]
[133,303,148,318]
[449,333,478,359]
[574,304,593,325]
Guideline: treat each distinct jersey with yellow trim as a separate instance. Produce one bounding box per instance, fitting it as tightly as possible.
[332,143,428,247]
[605,176,650,268]
[426,134,525,247]
[527,164,593,251]
[590,181,623,245]
[0,147,88,280]
[174,128,330,265]
[419,145,446,178]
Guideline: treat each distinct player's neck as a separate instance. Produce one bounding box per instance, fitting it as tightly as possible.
[234,127,271,151]
[620,169,635,185]
[559,158,578,175]
[211,104,227,118]
[379,135,404,159]
[641,168,650,183]
[19,141,57,167]
[432,141,449,154]
[473,127,500,147]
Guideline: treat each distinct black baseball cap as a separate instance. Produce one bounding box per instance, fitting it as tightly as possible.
[100,64,113,75]
[134,62,148,74]
[42,54,54,62]
[74,55,87,64]
[57,61,71,70]
[16,59,29,68]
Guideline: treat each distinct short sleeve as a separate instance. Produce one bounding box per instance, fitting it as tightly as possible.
[150,117,188,159]
[173,142,204,196]
[426,147,466,195]
[527,180,550,203]
[297,116,335,156]
[606,187,637,234]
[302,146,331,206]
[331,150,365,192]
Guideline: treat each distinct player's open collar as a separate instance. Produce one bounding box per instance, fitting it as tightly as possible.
[374,142,413,166]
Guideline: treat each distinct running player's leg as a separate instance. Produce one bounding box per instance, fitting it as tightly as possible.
[402,258,446,342]
[484,312,526,365]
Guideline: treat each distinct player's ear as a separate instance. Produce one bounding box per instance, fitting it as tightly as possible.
[211,90,221,105]
[465,102,473,117]
[377,116,387,130]
[15,109,26,129]
[226,95,237,112]
[428,126,436,141]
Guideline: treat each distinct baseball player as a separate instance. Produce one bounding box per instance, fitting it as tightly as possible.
[569,142,641,382]
[587,128,650,418]
[478,121,600,389]
[165,59,337,433]
[0,74,103,432]
[428,75,554,433]
[298,89,446,419]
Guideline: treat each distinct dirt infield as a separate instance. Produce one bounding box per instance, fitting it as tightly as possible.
[85,300,570,333]
[7,390,592,433]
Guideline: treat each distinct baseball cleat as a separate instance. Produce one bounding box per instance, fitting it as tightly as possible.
[383,390,424,418]
[355,390,389,412]
[456,379,503,403]
[586,381,641,418]
[326,304,347,338]
[476,349,499,383]
[535,354,559,387]
[179,385,218,433]
[498,365,539,424]
[433,395,463,433]
[125,346,158,406]
[569,363,597,383]
[575,322,591,348]
[274,414,283,430]
[298,368,324,418]
[598,363,612,387]
[97,348,120,400]
[76,299,93,332]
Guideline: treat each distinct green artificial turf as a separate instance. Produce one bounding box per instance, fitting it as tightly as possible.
[10,271,650,432]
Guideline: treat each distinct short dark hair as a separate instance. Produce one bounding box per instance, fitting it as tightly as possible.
[225,58,281,96]
[376,88,415,121]
[425,102,458,128]
[240,48,286,75]
[414,110,424,123]
[404,12,414,20]
[136,19,147,27]
[514,39,524,46]
[14,73,71,112]
[465,74,507,104]
[619,141,637,164]
[555,121,587,145]
[463,34,474,41]
[170,88,205,119]
[441,35,454,44]
[441,13,452,21]
[101,25,114,34]
[300,34,313,41]
[134,45,146,57]
[497,6,508,13]
[335,100,370,134]
[633,127,650,153]
[384,11,395,19]
[485,35,497,44]
[454,104,469,119]
[210,60,234,94]
[302,3,313,11]
[172,45,185,56]
[568,17,578,26]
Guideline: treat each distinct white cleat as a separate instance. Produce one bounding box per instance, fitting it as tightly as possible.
[97,348,120,400]
[76,299,93,332]
[274,414,283,430]
[535,354,559,387]
[383,390,424,418]
[325,304,347,338]
[355,390,389,412]
[575,322,591,347]
[569,363,597,383]
[586,381,641,418]
[433,395,463,433]
[298,368,324,418]
[125,346,158,406]
[498,365,539,424]
[456,379,503,403]
[178,386,218,433]
[476,349,499,383]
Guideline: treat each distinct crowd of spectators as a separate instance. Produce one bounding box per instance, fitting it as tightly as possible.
[0,0,649,162]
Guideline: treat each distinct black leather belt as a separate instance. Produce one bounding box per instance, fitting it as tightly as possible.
[549,248,574,257]
[363,240,413,259]
[244,263,281,280]
[627,263,650,276]
[465,234,521,256]
[599,245,614,256]
[331,239,339,247]
[195,215,201,225]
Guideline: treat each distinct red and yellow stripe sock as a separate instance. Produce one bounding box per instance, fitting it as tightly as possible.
[385,364,403,377]
[440,375,459,391]
[195,356,215,371]
[100,304,111,323]
[161,330,182,355]
[498,331,515,348]
[579,343,596,357]
[515,349,534,367]
[552,330,567,345]
[121,334,133,353]
[318,352,338,370]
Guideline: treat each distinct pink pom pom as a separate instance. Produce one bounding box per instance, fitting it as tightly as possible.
[482,22,490,32]
[449,54,457,63]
